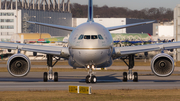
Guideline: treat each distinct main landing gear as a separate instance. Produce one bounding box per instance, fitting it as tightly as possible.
[43,54,60,82]
[121,54,138,82]
[85,65,97,83]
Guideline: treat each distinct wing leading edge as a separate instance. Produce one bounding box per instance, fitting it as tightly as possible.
[107,20,155,31]
[27,21,75,31]
[112,42,180,58]
[0,42,69,58]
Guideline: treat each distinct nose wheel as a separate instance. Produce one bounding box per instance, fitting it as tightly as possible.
[91,75,97,83]
[86,75,97,83]
[86,75,91,83]
[85,66,97,83]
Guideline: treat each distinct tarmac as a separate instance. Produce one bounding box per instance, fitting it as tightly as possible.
[0,65,180,91]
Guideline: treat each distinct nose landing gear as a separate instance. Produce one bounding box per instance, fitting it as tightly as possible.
[85,65,97,83]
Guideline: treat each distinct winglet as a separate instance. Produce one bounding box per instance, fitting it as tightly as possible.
[87,0,94,22]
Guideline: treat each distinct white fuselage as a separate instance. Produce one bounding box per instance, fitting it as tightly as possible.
[68,22,113,68]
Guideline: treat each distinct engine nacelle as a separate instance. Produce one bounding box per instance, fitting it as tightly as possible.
[151,53,174,77]
[7,54,31,77]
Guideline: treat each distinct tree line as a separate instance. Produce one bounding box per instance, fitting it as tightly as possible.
[71,3,173,22]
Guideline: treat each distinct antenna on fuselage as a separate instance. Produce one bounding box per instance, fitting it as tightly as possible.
[87,0,94,22]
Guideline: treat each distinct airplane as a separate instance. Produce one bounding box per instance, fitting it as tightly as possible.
[0,0,179,83]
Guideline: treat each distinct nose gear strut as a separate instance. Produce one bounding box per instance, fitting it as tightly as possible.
[85,65,97,83]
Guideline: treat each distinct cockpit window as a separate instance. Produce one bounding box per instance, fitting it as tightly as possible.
[78,35,103,40]
[78,35,84,40]
[98,35,104,40]
[91,35,98,39]
[84,35,90,39]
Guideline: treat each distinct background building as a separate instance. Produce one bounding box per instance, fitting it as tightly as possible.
[72,18,154,35]
[0,0,72,42]
[153,21,174,40]
[18,33,51,41]
[174,4,180,61]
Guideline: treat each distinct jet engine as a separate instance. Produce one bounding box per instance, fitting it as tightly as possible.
[7,54,31,77]
[151,53,174,77]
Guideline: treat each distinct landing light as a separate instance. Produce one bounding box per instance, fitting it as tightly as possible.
[92,65,95,69]
[87,65,90,69]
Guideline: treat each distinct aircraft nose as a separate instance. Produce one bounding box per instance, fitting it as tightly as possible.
[83,40,99,48]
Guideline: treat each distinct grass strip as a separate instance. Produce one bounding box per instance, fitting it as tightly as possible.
[0,89,180,101]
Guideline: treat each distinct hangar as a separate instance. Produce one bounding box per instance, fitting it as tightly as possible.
[0,0,72,42]
[72,18,154,35]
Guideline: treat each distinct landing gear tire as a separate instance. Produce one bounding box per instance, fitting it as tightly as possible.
[86,75,91,83]
[133,72,138,82]
[54,72,58,82]
[43,72,48,82]
[91,76,97,83]
[123,72,127,82]
[44,54,60,82]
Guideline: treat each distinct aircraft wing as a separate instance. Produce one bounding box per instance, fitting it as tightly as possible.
[112,42,180,58]
[0,42,69,58]
[27,21,75,31]
[107,21,155,31]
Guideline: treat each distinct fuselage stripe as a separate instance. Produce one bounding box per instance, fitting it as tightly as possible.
[71,48,111,50]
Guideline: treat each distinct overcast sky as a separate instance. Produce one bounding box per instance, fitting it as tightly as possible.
[70,0,180,10]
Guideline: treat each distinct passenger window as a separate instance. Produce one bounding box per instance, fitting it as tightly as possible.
[84,35,90,39]
[91,35,98,39]
[78,35,84,40]
[98,35,103,40]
